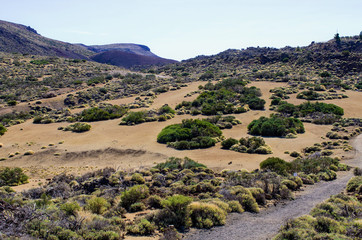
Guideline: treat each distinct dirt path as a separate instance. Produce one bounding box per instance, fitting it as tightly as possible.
[185,134,362,240]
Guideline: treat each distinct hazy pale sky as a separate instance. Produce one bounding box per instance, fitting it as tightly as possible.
[1,0,361,60]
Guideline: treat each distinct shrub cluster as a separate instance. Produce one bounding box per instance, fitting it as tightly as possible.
[222,136,272,154]
[0,151,351,239]
[276,101,344,124]
[63,122,91,132]
[120,104,175,125]
[248,115,305,137]
[175,78,265,115]
[204,115,242,130]
[296,90,347,100]
[0,167,29,186]
[157,119,222,150]
[79,104,128,122]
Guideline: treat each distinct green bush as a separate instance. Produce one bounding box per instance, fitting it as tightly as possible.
[0,167,29,186]
[314,216,344,234]
[157,119,222,149]
[221,138,239,149]
[188,202,227,228]
[159,104,175,115]
[248,115,304,137]
[86,197,110,214]
[282,180,299,191]
[260,157,291,176]
[228,200,244,213]
[80,105,127,122]
[291,157,339,174]
[230,136,272,154]
[82,230,120,240]
[248,188,266,205]
[0,124,7,136]
[60,201,80,216]
[176,78,264,115]
[161,194,193,229]
[318,170,337,181]
[121,111,148,125]
[64,122,91,132]
[131,173,145,184]
[238,193,259,213]
[346,176,362,193]
[121,185,149,211]
[155,157,206,170]
[127,219,156,236]
[277,101,344,117]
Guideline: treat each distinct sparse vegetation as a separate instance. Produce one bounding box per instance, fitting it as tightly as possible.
[0,28,361,240]
[175,78,265,115]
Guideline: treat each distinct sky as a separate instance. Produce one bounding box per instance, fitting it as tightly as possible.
[0,0,361,61]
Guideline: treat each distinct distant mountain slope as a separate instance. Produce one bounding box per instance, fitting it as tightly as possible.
[84,43,157,57]
[90,50,177,68]
[0,20,93,59]
[0,19,177,68]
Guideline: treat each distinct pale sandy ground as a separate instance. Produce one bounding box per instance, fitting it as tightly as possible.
[1,81,361,192]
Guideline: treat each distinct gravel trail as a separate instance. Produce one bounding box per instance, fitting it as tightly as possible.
[185,134,361,240]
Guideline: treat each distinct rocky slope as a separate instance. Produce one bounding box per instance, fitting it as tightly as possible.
[0,19,176,68]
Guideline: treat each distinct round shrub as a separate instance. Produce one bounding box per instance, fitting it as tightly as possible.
[64,122,91,132]
[221,138,239,149]
[290,151,301,158]
[346,176,362,193]
[161,194,193,229]
[314,216,344,234]
[248,188,266,205]
[228,200,244,213]
[121,111,147,125]
[157,119,222,150]
[60,201,80,216]
[282,180,298,191]
[121,185,149,211]
[24,150,35,155]
[188,202,227,229]
[131,173,145,184]
[127,219,156,236]
[248,115,304,137]
[260,157,291,176]
[86,197,110,214]
[237,193,259,213]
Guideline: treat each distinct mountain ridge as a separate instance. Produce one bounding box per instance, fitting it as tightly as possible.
[0,19,176,68]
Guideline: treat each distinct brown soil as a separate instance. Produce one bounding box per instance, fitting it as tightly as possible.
[1,81,361,190]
